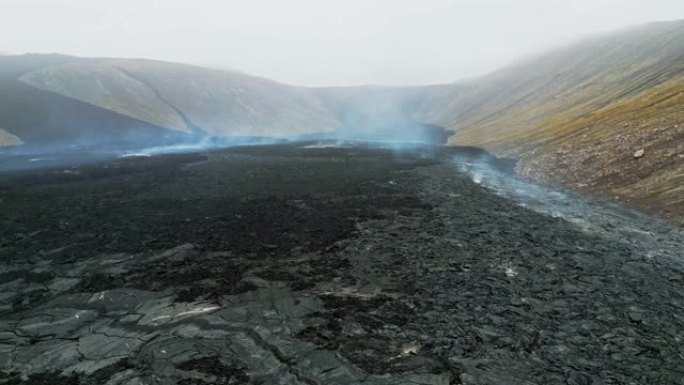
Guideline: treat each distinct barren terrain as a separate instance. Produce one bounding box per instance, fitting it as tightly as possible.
[1,143,683,384]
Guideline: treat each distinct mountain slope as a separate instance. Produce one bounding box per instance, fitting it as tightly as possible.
[408,20,684,223]
[518,78,684,224]
[0,55,342,148]
[20,61,192,133]
[414,21,684,149]
[110,60,340,136]
[18,58,341,138]
[0,54,178,147]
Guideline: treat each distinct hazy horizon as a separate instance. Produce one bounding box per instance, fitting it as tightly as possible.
[2,0,684,87]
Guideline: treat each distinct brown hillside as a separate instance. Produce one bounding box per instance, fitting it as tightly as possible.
[518,78,684,224]
[419,21,684,224]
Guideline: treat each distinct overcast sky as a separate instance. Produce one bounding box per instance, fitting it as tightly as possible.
[2,0,683,86]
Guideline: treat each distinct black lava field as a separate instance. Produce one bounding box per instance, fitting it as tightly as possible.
[1,142,683,385]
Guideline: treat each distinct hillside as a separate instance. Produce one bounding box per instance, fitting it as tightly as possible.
[309,20,684,222]
[109,60,340,137]
[0,54,181,147]
[414,21,684,144]
[306,21,684,223]
[411,20,684,223]
[0,55,443,146]
[518,78,684,224]
[22,59,341,137]
[0,55,341,147]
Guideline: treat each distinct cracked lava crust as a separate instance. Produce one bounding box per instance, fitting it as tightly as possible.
[1,143,684,385]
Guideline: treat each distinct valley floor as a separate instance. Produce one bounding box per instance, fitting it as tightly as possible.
[1,143,683,385]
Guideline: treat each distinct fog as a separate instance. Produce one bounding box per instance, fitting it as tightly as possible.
[2,0,683,86]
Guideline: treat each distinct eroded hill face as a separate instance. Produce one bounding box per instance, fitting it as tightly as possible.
[18,58,342,138]
[19,61,194,134]
[109,60,341,137]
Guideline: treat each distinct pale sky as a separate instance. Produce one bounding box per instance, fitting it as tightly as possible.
[2,0,683,86]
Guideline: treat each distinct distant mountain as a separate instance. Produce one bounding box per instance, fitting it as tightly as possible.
[0,55,445,147]
[0,54,180,147]
[1,55,340,146]
[0,20,682,221]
